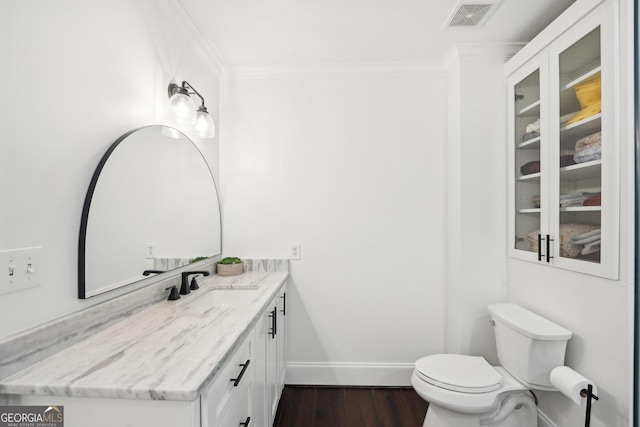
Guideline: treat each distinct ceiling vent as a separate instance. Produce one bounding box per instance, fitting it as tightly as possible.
[445,1,500,28]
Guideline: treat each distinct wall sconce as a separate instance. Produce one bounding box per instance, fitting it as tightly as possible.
[166,81,216,139]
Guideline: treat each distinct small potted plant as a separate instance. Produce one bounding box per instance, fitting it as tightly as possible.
[217,257,243,276]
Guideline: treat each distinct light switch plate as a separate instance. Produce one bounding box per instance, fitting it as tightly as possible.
[0,246,43,295]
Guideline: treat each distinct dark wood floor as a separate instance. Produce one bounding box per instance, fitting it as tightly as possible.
[273,386,429,427]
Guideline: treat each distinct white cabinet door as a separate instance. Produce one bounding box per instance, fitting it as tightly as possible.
[265,299,279,426]
[252,311,268,427]
[217,376,253,427]
[547,0,619,279]
[508,54,550,263]
[201,332,254,427]
[276,286,287,396]
[248,283,288,427]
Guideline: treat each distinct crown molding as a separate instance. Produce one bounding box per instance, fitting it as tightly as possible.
[162,0,224,79]
[222,61,446,80]
[444,42,525,75]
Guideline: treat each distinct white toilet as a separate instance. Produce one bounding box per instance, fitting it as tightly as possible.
[411,303,572,427]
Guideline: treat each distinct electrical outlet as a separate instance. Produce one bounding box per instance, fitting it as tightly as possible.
[290,244,301,260]
[145,243,156,259]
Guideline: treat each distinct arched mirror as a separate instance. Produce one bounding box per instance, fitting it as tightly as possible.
[78,125,222,298]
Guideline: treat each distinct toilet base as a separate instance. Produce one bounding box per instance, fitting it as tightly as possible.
[423,392,537,427]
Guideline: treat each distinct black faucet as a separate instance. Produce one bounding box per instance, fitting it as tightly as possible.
[180,271,210,295]
[142,270,165,276]
[165,286,181,300]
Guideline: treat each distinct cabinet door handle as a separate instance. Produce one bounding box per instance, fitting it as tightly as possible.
[273,306,278,337]
[280,293,286,316]
[546,235,554,263]
[230,359,251,386]
[537,234,544,261]
[240,416,251,427]
[268,308,276,339]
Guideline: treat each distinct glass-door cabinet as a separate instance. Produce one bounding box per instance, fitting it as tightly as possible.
[507,0,619,279]
[508,60,549,262]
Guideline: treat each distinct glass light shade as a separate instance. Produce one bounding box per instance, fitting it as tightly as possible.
[166,92,197,125]
[195,109,216,139]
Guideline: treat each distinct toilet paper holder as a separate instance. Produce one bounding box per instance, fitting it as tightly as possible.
[579,384,599,427]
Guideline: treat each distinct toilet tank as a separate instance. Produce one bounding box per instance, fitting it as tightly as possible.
[488,303,572,390]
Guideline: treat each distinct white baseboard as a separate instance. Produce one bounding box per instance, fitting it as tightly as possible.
[285,362,415,386]
[537,408,557,427]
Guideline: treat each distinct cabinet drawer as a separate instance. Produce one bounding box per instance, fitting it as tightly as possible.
[218,378,253,427]
[202,332,254,426]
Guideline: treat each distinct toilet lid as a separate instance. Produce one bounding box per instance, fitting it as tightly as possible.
[415,354,503,393]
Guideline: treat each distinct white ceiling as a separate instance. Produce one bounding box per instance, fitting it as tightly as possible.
[177,0,576,66]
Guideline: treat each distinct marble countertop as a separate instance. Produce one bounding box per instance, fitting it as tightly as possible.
[0,271,288,401]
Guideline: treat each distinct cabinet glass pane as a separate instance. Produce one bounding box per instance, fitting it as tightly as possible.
[557,27,601,263]
[514,69,541,252]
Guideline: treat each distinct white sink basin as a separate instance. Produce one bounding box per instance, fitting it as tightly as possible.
[182,288,261,312]
[209,289,261,307]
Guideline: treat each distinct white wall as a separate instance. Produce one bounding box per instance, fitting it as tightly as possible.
[220,65,448,384]
[444,45,522,363]
[0,0,220,338]
[509,263,633,427]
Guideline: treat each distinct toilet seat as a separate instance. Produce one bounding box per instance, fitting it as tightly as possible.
[412,361,530,415]
[414,354,503,393]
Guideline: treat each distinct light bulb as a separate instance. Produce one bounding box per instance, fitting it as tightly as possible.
[166,88,197,125]
[195,107,216,139]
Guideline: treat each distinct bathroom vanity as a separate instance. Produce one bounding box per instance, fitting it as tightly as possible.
[0,271,288,427]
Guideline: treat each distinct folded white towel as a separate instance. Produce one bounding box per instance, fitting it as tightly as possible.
[572,234,601,245]
[581,242,601,255]
[571,228,601,242]
[525,118,541,134]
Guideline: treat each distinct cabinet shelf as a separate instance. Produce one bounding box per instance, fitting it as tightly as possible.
[518,172,541,181]
[560,159,601,180]
[561,66,601,92]
[518,136,541,149]
[559,66,601,116]
[560,113,601,146]
[518,100,541,117]
[560,113,601,133]
[519,208,541,214]
[559,206,601,212]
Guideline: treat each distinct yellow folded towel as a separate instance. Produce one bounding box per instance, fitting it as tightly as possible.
[565,77,601,125]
